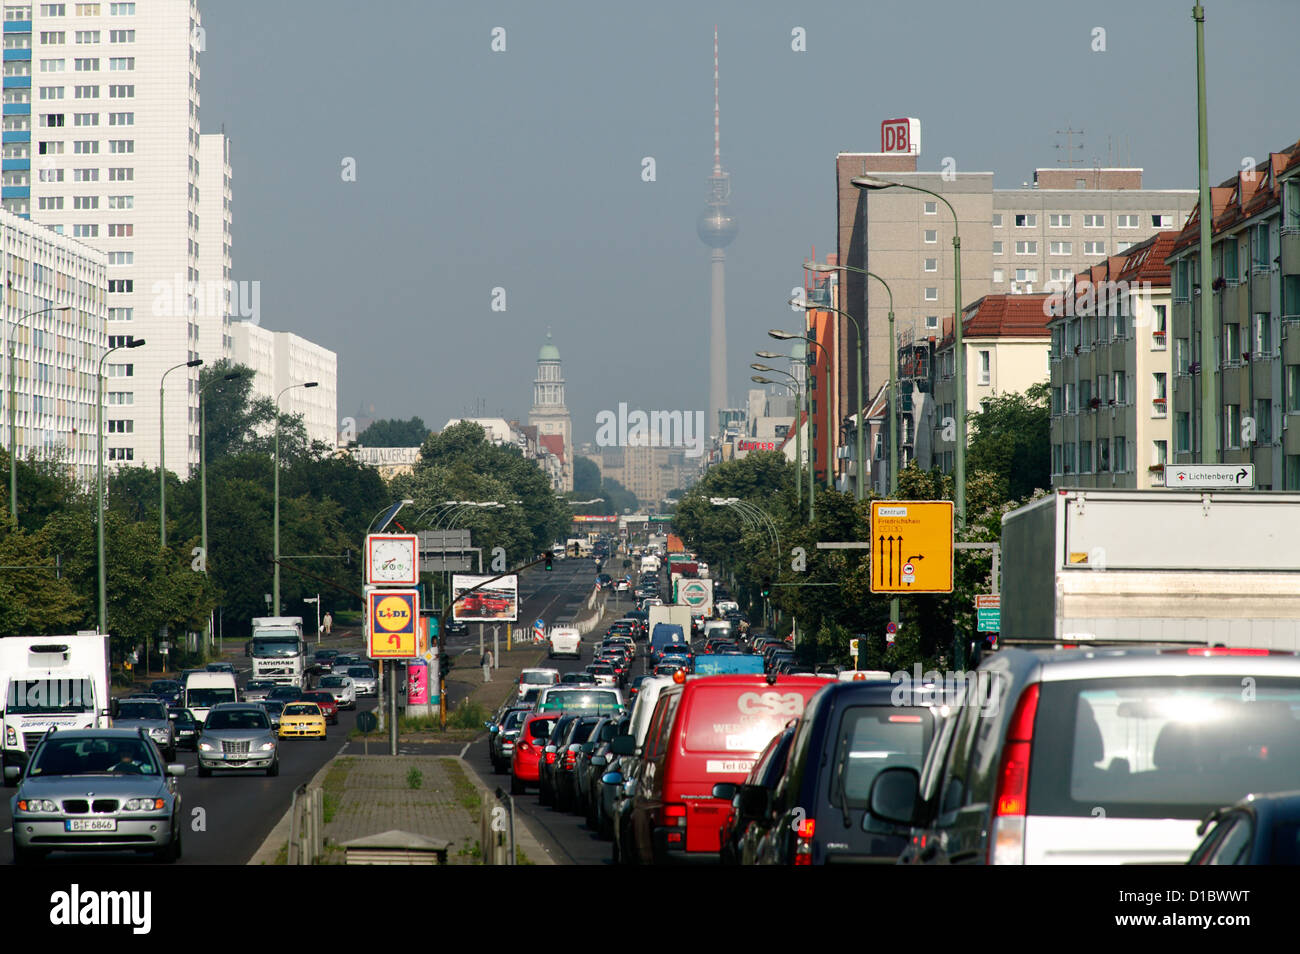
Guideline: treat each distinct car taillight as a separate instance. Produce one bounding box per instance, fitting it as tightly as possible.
[545,751,557,764]
[659,803,687,830]
[989,682,1040,866]
[563,750,577,769]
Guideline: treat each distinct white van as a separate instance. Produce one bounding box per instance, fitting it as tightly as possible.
[640,555,660,574]
[547,628,582,660]
[184,672,238,724]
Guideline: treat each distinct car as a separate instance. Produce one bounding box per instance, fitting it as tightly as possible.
[332,654,363,671]
[613,674,832,865]
[278,702,328,740]
[446,620,469,637]
[1189,792,1300,865]
[548,628,582,660]
[343,666,377,696]
[112,697,177,762]
[147,680,184,707]
[716,725,797,865]
[241,679,277,703]
[315,674,356,709]
[614,579,631,593]
[511,714,562,795]
[575,715,626,823]
[301,691,340,725]
[205,662,236,675]
[7,728,186,864]
[586,663,618,688]
[551,715,604,812]
[168,707,200,751]
[626,674,651,702]
[256,700,286,732]
[535,686,625,715]
[537,714,583,808]
[487,707,533,774]
[312,649,339,674]
[867,645,1300,865]
[196,703,280,777]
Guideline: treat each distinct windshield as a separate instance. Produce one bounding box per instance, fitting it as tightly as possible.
[206,709,270,730]
[346,667,374,678]
[319,677,346,688]
[283,704,320,716]
[539,690,620,712]
[520,672,554,685]
[31,737,158,777]
[527,718,558,739]
[503,710,529,731]
[150,681,180,693]
[6,678,95,714]
[245,681,274,690]
[186,688,236,708]
[251,634,302,657]
[116,701,168,721]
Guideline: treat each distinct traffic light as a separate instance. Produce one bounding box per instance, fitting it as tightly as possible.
[544,552,553,571]
[570,542,580,557]
[761,577,772,597]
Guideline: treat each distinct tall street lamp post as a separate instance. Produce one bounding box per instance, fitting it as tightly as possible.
[98,337,146,634]
[159,358,203,546]
[755,350,802,509]
[6,303,72,521]
[770,329,831,520]
[200,369,250,646]
[273,381,318,615]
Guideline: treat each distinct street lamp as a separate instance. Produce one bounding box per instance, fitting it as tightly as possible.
[6,303,72,521]
[303,595,321,644]
[852,175,965,528]
[771,329,832,519]
[98,337,146,634]
[273,380,318,615]
[755,351,802,508]
[804,263,897,500]
[159,358,203,546]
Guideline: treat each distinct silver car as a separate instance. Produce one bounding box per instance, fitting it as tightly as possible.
[242,680,277,703]
[6,728,185,864]
[113,697,177,761]
[316,674,356,709]
[197,703,279,777]
[344,666,377,696]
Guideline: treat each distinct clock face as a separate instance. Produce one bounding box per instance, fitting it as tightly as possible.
[370,538,416,583]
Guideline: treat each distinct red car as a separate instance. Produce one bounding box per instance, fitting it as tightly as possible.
[301,691,339,725]
[510,714,561,795]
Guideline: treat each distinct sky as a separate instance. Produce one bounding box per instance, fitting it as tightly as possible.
[198,0,1299,446]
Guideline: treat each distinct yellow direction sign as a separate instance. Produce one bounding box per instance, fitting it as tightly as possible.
[869,500,954,594]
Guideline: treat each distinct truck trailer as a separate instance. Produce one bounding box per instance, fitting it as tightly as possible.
[1000,489,1300,648]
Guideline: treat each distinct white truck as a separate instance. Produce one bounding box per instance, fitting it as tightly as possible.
[183,671,238,724]
[1,634,111,780]
[647,604,693,638]
[249,616,307,688]
[547,627,582,660]
[1000,489,1300,647]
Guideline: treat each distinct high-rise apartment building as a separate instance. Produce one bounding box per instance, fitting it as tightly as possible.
[229,320,338,449]
[195,129,230,362]
[7,0,206,476]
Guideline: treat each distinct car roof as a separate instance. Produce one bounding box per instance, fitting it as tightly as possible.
[36,728,151,740]
[985,645,1300,683]
[209,702,266,712]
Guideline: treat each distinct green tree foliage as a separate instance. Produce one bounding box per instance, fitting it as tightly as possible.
[967,381,1051,502]
[573,456,601,493]
[0,513,86,634]
[357,416,430,447]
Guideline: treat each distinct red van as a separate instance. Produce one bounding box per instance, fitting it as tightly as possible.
[617,674,828,864]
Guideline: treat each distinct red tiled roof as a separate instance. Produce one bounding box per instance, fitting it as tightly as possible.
[936,293,1052,349]
[538,434,565,463]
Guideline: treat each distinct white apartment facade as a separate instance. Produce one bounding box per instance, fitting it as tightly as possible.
[229,319,338,449]
[6,0,207,476]
[195,128,230,361]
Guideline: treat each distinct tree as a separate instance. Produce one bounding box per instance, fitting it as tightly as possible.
[574,456,602,493]
[199,360,309,461]
[0,515,86,634]
[357,416,430,447]
[967,381,1051,502]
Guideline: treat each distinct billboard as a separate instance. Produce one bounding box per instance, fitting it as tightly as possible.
[452,574,519,622]
[366,588,420,659]
[572,515,618,523]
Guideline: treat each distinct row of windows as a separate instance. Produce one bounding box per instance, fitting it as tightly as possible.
[39,112,134,125]
[1052,439,1131,475]
[37,4,138,15]
[34,29,133,42]
[21,166,135,182]
[38,57,134,71]
[35,194,132,209]
[37,84,133,98]
[992,212,1165,229]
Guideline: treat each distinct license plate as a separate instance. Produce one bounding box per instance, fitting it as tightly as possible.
[66,818,116,832]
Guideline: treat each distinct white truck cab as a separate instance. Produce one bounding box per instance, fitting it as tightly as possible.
[184,672,238,724]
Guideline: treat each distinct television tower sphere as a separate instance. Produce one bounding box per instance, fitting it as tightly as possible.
[697,205,738,248]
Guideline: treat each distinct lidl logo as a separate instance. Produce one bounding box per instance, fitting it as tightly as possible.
[372,593,416,634]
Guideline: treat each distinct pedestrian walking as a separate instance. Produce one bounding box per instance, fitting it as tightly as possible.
[481,650,493,682]
[322,612,333,635]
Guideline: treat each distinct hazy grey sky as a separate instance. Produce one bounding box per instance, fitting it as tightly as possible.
[199,0,1298,445]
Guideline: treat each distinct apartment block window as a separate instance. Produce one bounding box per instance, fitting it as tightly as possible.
[1083,241,1105,256]
[1223,404,1241,450]
[107,307,132,321]
[73,111,97,125]
[1287,365,1300,413]
[108,83,132,97]
[924,229,937,244]
[1080,379,1092,407]
[1079,441,1093,473]
[1288,457,1300,492]
[1287,180,1300,230]
[106,363,132,378]
[1175,413,1190,453]
[107,250,131,265]
[107,111,131,125]
[1014,268,1038,283]
[1049,214,1071,228]
[1015,213,1037,227]
[73,167,98,181]
[1064,382,1076,413]
[106,391,132,405]
[978,350,991,385]
[107,138,132,153]
[992,214,1003,227]
[107,448,133,461]
[1256,312,1272,353]
[106,419,132,433]
[1,169,27,187]
[1285,275,1300,317]
[107,166,132,180]
[73,84,97,98]
[37,167,61,182]
[108,56,134,70]
[40,113,65,127]
[106,193,130,208]
[72,139,96,153]
[42,4,67,14]
[1083,214,1104,228]
[75,29,99,42]
[1052,443,1062,474]
[73,58,98,71]
[107,278,132,292]
[36,86,60,99]
[924,287,938,301]
[1174,260,1190,301]
[992,269,1004,283]
[40,31,65,44]
[1049,241,1072,255]
[992,240,1003,255]
[1114,439,1127,473]
[72,195,97,209]
[1223,323,1241,364]
[1256,398,1273,444]
[924,258,937,272]
[925,315,938,330]
[107,223,131,236]
[1113,371,1126,404]
[1096,438,1111,473]
[919,200,936,215]
[1117,214,1138,229]
[37,196,62,210]
[2,142,31,159]
[1064,442,1076,474]
[1152,372,1167,414]
[1116,242,1134,253]
[108,29,132,42]
[40,59,65,72]
[1049,268,1072,283]
[1152,214,1173,228]
[1151,303,1167,341]
[110,2,132,12]
[1096,374,1108,403]
[1015,240,1038,255]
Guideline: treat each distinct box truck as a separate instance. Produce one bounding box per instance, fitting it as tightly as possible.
[249,616,307,688]
[1000,489,1300,647]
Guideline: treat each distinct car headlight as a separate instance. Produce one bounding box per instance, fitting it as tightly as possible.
[198,741,214,752]
[150,728,169,739]
[18,798,58,813]
[123,798,166,812]
[4,726,15,746]
[259,741,275,751]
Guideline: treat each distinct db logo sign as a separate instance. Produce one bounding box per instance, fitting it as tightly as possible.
[880,117,920,155]
[737,691,806,717]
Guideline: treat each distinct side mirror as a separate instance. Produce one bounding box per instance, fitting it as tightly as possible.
[609,734,635,757]
[736,784,771,819]
[4,765,22,782]
[486,723,499,732]
[868,766,921,826]
[711,782,739,801]
[601,771,623,785]
[590,755,607,767]
[167,764,187,777]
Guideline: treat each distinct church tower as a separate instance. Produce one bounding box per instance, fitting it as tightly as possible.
[528,328,573,491]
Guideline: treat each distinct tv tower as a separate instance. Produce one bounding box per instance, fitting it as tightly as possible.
[697,26,737,441]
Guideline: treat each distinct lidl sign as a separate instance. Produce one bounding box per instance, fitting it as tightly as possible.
[367,589,419,659]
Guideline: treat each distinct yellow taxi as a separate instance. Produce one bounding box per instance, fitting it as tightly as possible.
[278,702,328,740]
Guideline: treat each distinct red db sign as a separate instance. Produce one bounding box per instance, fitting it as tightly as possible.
[881,118,920,155]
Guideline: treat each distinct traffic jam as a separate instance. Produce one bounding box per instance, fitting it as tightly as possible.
[485,554,1300,866]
